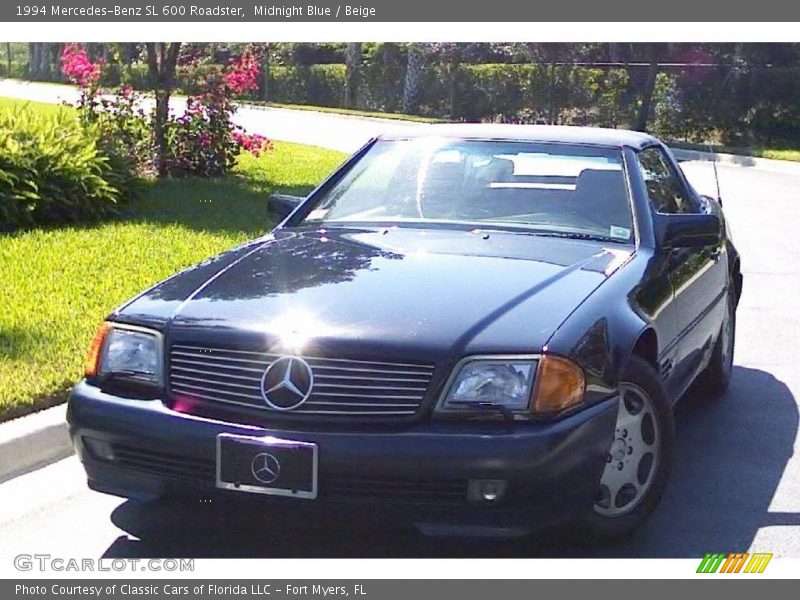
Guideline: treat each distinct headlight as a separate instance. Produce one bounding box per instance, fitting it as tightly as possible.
[438,357,536,414]
[437,355,585,418]
[85,322,163,386]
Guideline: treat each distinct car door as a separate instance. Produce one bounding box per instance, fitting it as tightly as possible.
[636,146,728,394]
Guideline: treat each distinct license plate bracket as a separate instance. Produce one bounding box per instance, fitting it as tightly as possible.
[216,433,318,499]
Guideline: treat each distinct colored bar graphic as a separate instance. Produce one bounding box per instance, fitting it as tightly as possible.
[697,552,773,574]
[744,553,773,573]
[697,553,726,573]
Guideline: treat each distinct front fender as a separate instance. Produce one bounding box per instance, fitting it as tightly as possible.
[544,254,652,405]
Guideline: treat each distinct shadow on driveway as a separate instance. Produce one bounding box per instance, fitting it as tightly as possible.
[103,366,797,558]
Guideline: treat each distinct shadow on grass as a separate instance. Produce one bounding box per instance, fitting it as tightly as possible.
[124,174,316,238]
[0,325,59,361]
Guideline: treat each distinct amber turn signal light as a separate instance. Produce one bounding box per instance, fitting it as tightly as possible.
[531,355,585,415]
[85,322,111,377]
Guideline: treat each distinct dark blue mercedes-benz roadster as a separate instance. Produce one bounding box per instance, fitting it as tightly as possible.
[68,125,741,539]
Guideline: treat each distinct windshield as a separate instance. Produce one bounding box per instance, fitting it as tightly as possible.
[301,139,634,242]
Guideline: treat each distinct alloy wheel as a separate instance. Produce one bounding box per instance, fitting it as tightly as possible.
[593,383,661,517]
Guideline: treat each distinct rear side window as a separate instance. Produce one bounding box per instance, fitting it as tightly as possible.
[637,147,697,214]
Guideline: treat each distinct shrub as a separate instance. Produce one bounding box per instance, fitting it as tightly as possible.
[95,85,153,176]
[268,65,346,106]
[0,106,135,229]
[163,52,272,177]
[57,44,272,180]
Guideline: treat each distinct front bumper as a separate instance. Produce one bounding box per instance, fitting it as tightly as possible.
[68,381,618,531]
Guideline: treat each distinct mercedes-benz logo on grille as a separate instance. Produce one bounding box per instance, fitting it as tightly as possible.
[260,356,314,411]
[251,452,280,484]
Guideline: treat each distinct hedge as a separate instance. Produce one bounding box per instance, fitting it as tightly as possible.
[252,63,800,144]
[258,63,633,126]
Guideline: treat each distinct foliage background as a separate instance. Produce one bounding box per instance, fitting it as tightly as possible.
[6,42,800,147]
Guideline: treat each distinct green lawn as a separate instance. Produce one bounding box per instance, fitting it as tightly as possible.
[0,98,345,421]
[249,100,446,123]
[667,139,800,162]
[0,95,71,116]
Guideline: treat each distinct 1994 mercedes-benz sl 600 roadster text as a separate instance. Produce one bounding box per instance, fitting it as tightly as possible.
[69,125,742,539]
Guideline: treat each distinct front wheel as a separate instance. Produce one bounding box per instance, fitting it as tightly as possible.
[580,355,675,541]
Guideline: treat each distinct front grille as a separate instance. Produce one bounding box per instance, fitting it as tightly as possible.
[109,444,466,505]
[168,344,435,418]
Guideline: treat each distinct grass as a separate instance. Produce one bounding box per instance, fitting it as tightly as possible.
[667,140,800,162]
[0,97,346,421]
[0,95,71,116]
[1,76,445,123]
[249,100,446,123]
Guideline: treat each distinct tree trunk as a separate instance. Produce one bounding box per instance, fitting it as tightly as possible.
[260,49,270,101]
[28,43,39,78]
[344,42,362,109]
[27,42,54,80]
[447,60,460,119]
[635,51,660,132]
[153,90,170,174]
[608,42,627,64]
[5,42,11,77]
[381,42,401,111]
[123,43,139,63]
[401,43,424,114]
[39,43,52,79]
[546,62,558,124]
[145,42,182,176]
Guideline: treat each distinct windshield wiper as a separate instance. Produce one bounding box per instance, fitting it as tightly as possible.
[527,231,624,244]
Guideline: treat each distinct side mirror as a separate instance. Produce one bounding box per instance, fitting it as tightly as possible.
[657,213,721,249]
[269,193,305,221]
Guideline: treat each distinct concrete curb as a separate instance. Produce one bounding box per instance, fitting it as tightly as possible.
[0,404,72,484]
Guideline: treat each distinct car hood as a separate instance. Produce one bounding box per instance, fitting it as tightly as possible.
[116,226,632,362]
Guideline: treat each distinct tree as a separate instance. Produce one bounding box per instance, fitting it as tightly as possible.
[523,43,582,125]
[27,43,55,80]
[145,42,181,176]
[430,43,463,118]
[259,43,272,102]
[377,43,404,112]
[344,42,362,109]
[634,43,668,132]
[401,43,425,114]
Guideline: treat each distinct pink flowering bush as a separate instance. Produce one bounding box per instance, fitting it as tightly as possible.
[224,52,260,95]
[60,44,272,179]
[60,44,103,88]
[164,51,272,176]
[232,130,273,157]
[60,43,105,124]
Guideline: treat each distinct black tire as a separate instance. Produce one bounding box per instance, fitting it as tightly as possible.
[698,288,736,396]
[580,355,675,541]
